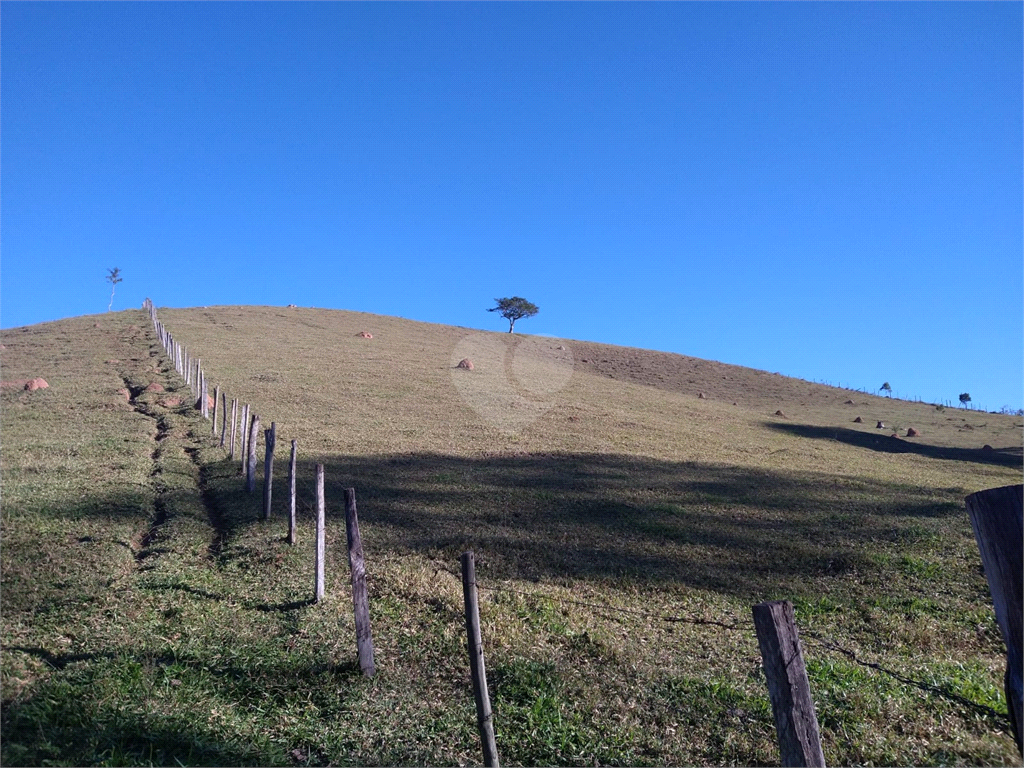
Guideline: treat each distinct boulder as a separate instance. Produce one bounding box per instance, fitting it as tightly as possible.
[876,421,885,429]
[775,410,786,417]
[853,417,863,423]
[145,382,165,393]
[357,331,373,339]
[845,399,855,405]
[906,427,919,437]
[196,395,215,411]
[24,378,48,391]
[159,397,183,408]
[982,444,994,451]
[456,358,474,370]
[116,388,131,402]
[697,392,706,399]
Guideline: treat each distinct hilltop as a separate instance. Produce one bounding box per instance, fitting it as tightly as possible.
[1,305,1021,766]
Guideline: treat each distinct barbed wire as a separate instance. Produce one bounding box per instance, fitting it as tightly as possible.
[449,572,1011,727]
[799,629,1010,725]
[476,581,749,632]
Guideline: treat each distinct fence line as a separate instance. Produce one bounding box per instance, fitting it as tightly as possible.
[468,578,1012,727]
[140,299,1015,759]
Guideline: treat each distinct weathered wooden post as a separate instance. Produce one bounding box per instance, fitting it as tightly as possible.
[344,487,375,677]
[229,399,239,459]
[288,439,297,545]
[315,464,325,602]
[462,551,499,767]
[246,414,260,492]
[965,484,1023,755]
[263,422,276,520]
[240,404,250,472]
[752,600,825,767]
[200,368,207,417]
[219,391,228,447]
[212,385,220,434]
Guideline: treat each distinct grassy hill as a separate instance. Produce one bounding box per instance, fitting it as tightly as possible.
[2,305,1021,766]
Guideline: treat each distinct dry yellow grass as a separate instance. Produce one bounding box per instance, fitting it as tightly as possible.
[2,305,1021,766]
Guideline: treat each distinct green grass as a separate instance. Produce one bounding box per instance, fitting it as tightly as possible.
[1,306,1021,765]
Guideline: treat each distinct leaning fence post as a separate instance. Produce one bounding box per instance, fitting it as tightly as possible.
[344,487,375,677]
[461,551,499,767]
[314,464,325,602]
[965,484,1023,755]
[287,439,297,545]
[246,414,260,492]
[752,600,825,767]
[263,422,276,519]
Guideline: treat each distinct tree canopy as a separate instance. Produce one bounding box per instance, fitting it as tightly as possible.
[106,267,123,312]
[488,297,539,333]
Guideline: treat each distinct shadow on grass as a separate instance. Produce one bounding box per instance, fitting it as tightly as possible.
[1,646,364,766]
[203,450,994,603]
[764,422,1024,468]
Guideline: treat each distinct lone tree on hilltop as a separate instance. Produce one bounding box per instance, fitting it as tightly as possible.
[880,382,892,397]
[959,392,972,409]
[106,267,123,312]
[488,297,538,333]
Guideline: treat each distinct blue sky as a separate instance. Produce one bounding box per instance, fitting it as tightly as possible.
[3,2,1021,412]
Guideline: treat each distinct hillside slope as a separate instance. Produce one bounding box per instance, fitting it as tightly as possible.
[1,306,1021,766]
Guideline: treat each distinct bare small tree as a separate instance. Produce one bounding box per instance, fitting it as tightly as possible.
[880,382,892,398]
[106,268,123,312]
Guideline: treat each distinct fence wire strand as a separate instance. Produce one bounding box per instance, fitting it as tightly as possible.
[461,576,1011,727]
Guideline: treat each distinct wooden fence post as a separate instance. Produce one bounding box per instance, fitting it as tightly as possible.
[246,414,260,492]
[344,488,375,677]
[212,385,220,434]
[229,399,238,459]
[220,391,228,447]
[315,464,325,602]
[288,439,297,545]
[752,600,825,767]
[240,404,250,472]
[965,484,1023,755]
[200,368,207,417]
[263,422,276,520]
[461,551,499,767]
